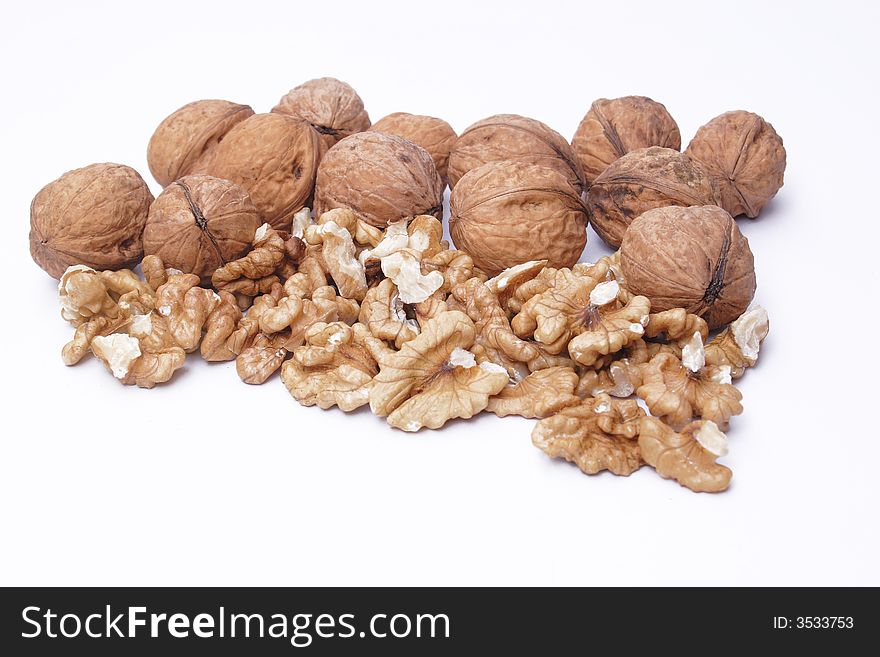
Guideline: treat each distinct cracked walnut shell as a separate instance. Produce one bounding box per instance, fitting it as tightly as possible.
[369,112,457,185]
[450,161,588,277]
[143,175,260,284]
[30,163,154,279]
[620,205,756,329]
[272,77,370,149]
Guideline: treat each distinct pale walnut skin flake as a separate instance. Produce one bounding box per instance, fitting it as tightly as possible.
[532,394,646,476]
[487,367,579,419]
[369,311,509,431]
[638,417,732,493]
[704,306,769,379]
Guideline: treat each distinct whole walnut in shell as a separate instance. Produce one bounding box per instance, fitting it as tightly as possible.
[30,163,154,279]
[450,161,588,277]
[313,131,443,229]
[448,114,585,193]
[272,77,370,149]
[685,110,786,218]
[586,146,720,248]
[195,113,326,231]
[369,112,457,185]
[147,99,254,187]
[143,175,260,284]
[571,96,681,186]
[620,205,755,328]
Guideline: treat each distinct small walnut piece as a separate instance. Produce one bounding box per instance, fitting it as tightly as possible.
[90,326,186,389]
[705,306,769,378]
[638,417,732,493]
[358,278,419,348]
[448,114,585,193]
[272,77,370,149]
[155,273,221,352]
[309,220,368,301]
[314,132,443,229]
[360,219,444,303]
[532,395,646,476]
[58,265,117,325]
[586,147,720,248]
[571,96,681,185]
[487,367,579,418]
[236,333,289,385]
[211,223,288,298]
[686,110,786,218]
[30,163,154,279]
[369,112,458,185]
[147,99,254,187]
[644,308,709,347]
[485,260,548,313]
[450,161,588,276]
[620,205,756,328]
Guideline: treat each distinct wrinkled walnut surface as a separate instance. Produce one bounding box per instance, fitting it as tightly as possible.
[369,112,457,185]
[272,77,370,149]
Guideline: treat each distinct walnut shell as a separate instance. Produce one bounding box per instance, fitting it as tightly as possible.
[272,77,370,149]
[30,163,153,279]
[450,161,588,277]
[369,112,457,185]
[447,114,585,194]
[685,110,786,218]
[143,175,260,284]
[146,99,254,187]
[313,131,443,229]
[571,96,681,186]
[194,113,326,231]
[586,147,721,248]
[620,205,755,328]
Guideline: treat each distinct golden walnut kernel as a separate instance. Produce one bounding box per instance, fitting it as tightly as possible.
[450,161,588,277]
[620,205,756,329]
[686,110,786,218]
[638,417,732,493]
[369,112,458,185]
[358,278,420,348]
[143,175,260,285]
[195,113,326,231]
[147,99,254,187]
[448,114,585,193]
[313,132,443,229]
[30,163,154,279]
[571,96,681,185]
[272,77,370,149]
[211,223,288,299]
[369,311,509,431]
[532,394,646,476]
[91,331,186,389]
[586,146,721,248]
[487,367,579,418]
[704,306,769,378]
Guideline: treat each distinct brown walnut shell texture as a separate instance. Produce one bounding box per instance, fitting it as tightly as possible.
[369,112,458,185]
[450,161,588,277]
[195,113,326,231]
[685,110,786,218]
[313,131,443,229]
[147,99,254,187]
[586,146,721,248]
[30,163,153,279]
[272,77,370,149]
[143,175,260,284]
[620,205,756,328]
[571,96,681,186]
[447,114,586,194]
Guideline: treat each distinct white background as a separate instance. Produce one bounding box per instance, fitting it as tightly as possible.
[1,0,878,586]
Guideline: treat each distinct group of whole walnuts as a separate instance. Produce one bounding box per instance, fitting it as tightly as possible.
[30,78,786,493]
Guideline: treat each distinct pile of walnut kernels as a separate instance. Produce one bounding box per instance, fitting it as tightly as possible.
[31,79,785,493]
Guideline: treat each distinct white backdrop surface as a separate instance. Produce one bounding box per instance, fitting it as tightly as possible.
[1,0,878,586]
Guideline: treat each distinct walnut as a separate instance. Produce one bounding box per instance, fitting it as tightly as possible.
[236,332,289,385]
[636,333,742,429]
[369,311,509,431]
[154,273,221,352]
[30,163,153,279]
[448,114,585,193]
[272,77,370,149]
[532,394,646,476]
[211,223,288,299]
[575,357,643,398]
[58,265,123,325]
[487,367,579,418]
[644,308,709,347]
[638,417,732,493]
[571,96,681,185]
[143,175,260,284]
[369,112,457,185]
[313,132,443,229]
[305,219,368,301]
[358,278,420,348]
[485,260,548,315]
[146,99,254,187]
[200,291,242,361]
[449,161,588,276]
[620,205,756,328]
[281,322,383,411]
[421,249,483,293]
[704,306,769,378]
[91,331,186,389]
[586,147,720,248]
[685,111,786,218]
[195,113,326,230]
